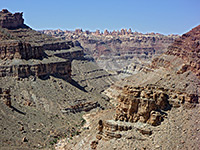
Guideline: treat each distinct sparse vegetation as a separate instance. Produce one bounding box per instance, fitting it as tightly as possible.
[80,117,86,126]
[49,138,58,145]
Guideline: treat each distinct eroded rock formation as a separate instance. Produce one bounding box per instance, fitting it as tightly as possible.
[0,88,11,107]
[39,29,178,78]
[114,85,198,126]
[0,9,116,149]
[0,41,44,60]
[0,60,72,78]
[0,9,24,29]
[0,9,84,80]
[151,25,200,78]
[102,25,200,135]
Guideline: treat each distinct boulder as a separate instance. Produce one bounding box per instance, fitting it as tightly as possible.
[147,111,162,126]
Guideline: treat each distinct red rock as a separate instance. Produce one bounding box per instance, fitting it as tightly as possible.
[153,25,200,79]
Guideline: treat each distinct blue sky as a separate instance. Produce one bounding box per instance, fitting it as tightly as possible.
[0,0,199,35]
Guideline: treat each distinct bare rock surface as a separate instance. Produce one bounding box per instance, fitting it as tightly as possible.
[39,29,178,78]
[1,8,199,150]
[0,9,25,29]
[55,25,200,150]
[152,25,200,79]
[55,105,200,150]
[0,9,116,149]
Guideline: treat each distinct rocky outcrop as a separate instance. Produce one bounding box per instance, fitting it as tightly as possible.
[152,25,200,79]
[167,25,200,78]
[49,48,84,60]
[103,29,109,36]
[104,80,199,127]
[89,118,153,150]
[75,29,83,34]
[0,60,71,78]
[114,85,168,126]
[0,9,24,29]
[0,40,73,79]
[0,88,11,107]
[0,10,85,80]
[0,41,44,60]
[115,84,198,125]
[0,42,84,79]
[102,120,152,135]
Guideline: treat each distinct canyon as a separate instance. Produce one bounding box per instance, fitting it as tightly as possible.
[40,28,178,78]
[55,26,200,150]
[0,8,199,150]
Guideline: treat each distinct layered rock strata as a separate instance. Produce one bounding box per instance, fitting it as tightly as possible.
[0,9,117,149]
[152,25,200,78]
[0,9,84,79]
[0,59,71,78]
[0,9,24,29]
[0,40,75,79]
[0,41,44,60]
[102,26,200,133]
[42,41,73,51]
[39,29,178,77]
[102,120,152,136]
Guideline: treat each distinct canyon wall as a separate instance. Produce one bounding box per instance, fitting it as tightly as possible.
[40,29,178,77]
[104,25,200,128]
[152,25,200,78]
[0,9,117,149]
[0,60,71,78]
[0,9,85,80]
[0,41,44,60]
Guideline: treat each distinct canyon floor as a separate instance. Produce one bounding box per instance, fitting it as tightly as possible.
[56,104,200,150]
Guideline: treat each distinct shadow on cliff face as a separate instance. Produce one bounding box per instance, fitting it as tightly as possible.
[38,74,87,93]
[7,24,30,30]
[69,78,87,92]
